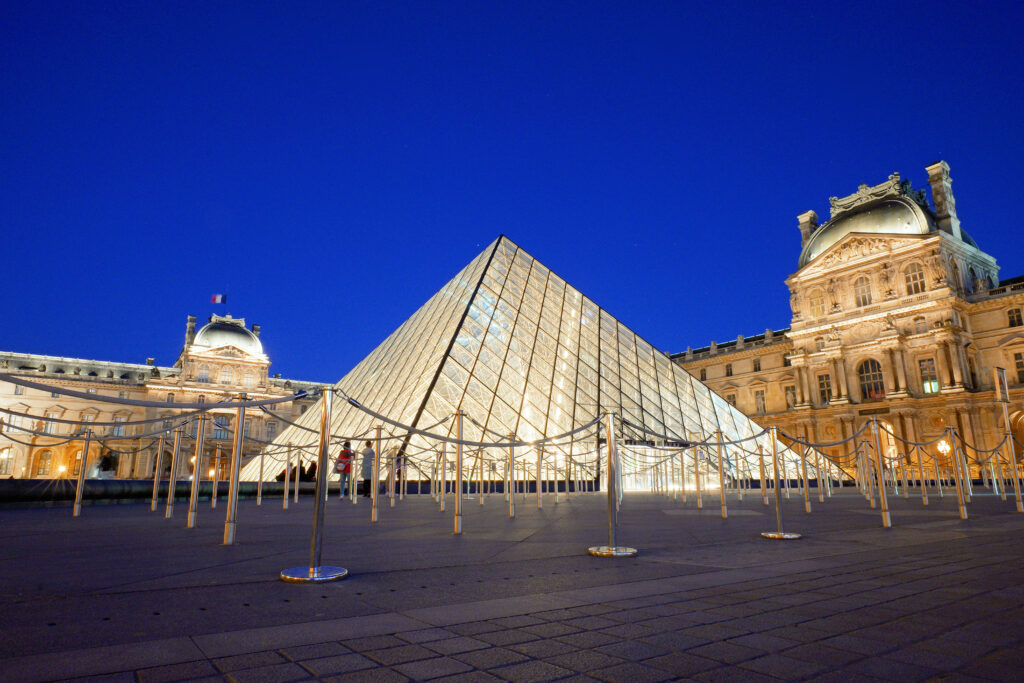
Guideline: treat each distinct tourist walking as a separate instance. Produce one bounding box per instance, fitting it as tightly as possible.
[360,440,375,497]
[334,441,354,497]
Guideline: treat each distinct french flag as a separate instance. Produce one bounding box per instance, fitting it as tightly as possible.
[211,294,227,304]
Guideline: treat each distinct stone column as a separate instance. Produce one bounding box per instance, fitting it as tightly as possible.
[936,343,952,389]
[835,357,850,402]
[881,349,898,396]
[894,347,909,396]
[948,342,965,387]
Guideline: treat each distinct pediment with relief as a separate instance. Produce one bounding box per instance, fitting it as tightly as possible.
[800,234,921,279]
[209,346,249,359]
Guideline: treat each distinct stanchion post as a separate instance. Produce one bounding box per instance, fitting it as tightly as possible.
[800,443,811,514]
[943,430,967,519]
[222,395,246,545]
[371,425,381,523]
[281,389,347,582]
[589,413,637,557]
[694,447,703,508]
[454,412,463,534]
[716,431,727,519]
[151,433,165,512]
[257,447,264,506]
[870,419,892,528]
[508,436,516,519]
[536,446,543,509]
[186,412,207,528]
[211,447,220,508]
[761,426,800,540]
[165,426,183,519]
[439,444,446,511]
[916,445,929,506]
[998,389,1023,512]
[758,445,768,505]
[72,429,92,517]
[283,443,291,509]
[814,447,824,503]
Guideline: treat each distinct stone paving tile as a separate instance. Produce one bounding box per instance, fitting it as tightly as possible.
[474,629,541,647]
[693,664,781,682]
[637,630,710,652]
[726,632,801,653]
[508,638,578,659]
[841,656,940,682]
[544,649,627,672]
[300,653,377,677]
[214,651,289,673]
[339,635,406,652]
[395,627,459,644]
[758,625,833,644]
[677,622,751,642]
[884,645,970,671]
[490,659,576,682]
[598,622,660,640]
[521,621,582,638]
[363,644,438,666]
[554,630,621,649]
[913,636,1000,660]
[488,615,546,628]
[447,621,504,636]
[636,614,703,632]
[279,641,351,661]
[739,653,830,679]
[687,641,764,664]
[782,642,863,666]
[589,661,675,683]
[452,646,530,669]
[572,604,619,617]
[224,662,312,683]
[321,668,408,683]
[818,633,898,656]
[392,655,474,680]
[562,615,620,630]
[594,639,670,662]
[80,674,153,683]
[430,671,503,683]
[137,659,221,683]
[424,635,491,656]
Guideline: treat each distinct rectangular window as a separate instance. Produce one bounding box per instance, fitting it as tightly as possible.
[726,394,736,407]
[267,422,277,440]
[13,384,24,396]
[50,392,60,398]
[87,388,96,394]
[244,420,251,438]
[783,356,791,367]
[919,358,940,394]
[44,413,59,434]
[785,386,796,408]
[118,392,128,399]
[72,450,83,476]
[213,418,230,441]
[699,369,706,381]
[0,448,12,475]
[753,359,761,372]
[725,364,733,377]
[815,337,825,352]
[754,389,766,415]
[111,416,126,437]
[1010,308,1023,328]
[818,374,832,407]
[1016,353,1024,385]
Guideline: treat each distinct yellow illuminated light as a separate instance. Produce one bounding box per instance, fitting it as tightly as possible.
[209,469,216,477]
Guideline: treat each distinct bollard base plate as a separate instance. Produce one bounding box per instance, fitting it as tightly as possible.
[761,531,802,540]
[280,565,348,583]
[588,545,638,557]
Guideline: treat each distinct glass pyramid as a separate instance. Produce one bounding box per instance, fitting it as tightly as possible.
[243,236,812,483]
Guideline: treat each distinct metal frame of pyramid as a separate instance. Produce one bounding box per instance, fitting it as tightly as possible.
[243,236,819,487]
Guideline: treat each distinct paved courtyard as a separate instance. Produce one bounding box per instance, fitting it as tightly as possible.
[2,485,1023,682]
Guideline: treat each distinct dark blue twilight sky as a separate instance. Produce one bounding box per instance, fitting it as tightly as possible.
[2,1,1022,383]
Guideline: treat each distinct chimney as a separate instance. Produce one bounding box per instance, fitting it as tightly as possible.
[185,315,196,345]
[252,324,261,338]
[797,210,818,247]
[146,357,155,365]
[925,161,962,240]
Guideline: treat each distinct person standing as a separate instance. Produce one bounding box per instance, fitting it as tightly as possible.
[360,440,375,497]
[334,441,354,497]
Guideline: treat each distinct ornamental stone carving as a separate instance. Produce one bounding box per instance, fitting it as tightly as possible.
[926,251,947,287]
[819,237,891,269]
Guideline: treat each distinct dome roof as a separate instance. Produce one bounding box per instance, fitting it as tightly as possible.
[193,319,264,356]
[798,196,936,267]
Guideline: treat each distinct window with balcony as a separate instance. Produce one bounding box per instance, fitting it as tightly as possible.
[818,374,832,406]
[854,276,872,307]
[919,358,939,394]
[904,263,926,295]
[1009,308,1023,328]
[858,360,885,401]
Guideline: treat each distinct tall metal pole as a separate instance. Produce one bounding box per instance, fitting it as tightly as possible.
[1003,399,1023,513]
[281,389,347,582]
[165,426,183,519]
[211,446,220,508]
[371,426,381,522]
[800,444,811,514]
[508,436,515,519]
[759,445,768,505]
[283,443,291,509]
[72,429,92,517]
[536,446,543,509]
[222,396,246,545]
[871,419,892,528]
[694,448,703,508]
[454,412,463,534]
[150,433,165,512]
[257,447,264,506]
[761,426,800,540]
[716,431,727,519]
[589,413,636,557]
[186,412,207,528]
[439,444,446,511]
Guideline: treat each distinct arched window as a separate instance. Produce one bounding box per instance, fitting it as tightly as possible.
[167,393,175,403]
[904,263,926,295]
[808,290,825,318]
[854,277,872,307]
[0,447,12,475]
[35,450,52,476]
[951,261,962,293]
[219,367,233,384]
[243,370,255,387]
[197,365,210,383]
[858,360,886,401]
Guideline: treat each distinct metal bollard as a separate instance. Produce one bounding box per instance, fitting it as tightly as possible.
[761,427,801,540]
[589,413,637,557]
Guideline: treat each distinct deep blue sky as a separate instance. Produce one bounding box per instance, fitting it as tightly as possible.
[3,1,1022,382]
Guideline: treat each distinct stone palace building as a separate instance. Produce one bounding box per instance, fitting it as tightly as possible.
[673,161,1024,469]
[0,315,323,480]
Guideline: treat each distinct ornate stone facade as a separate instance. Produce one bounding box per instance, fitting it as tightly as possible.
[673,162,1024,471]
[0,315,323,480]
